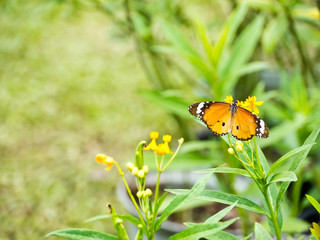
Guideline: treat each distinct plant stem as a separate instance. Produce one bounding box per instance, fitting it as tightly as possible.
[114,162,146,227]
[149,170,162,240]
[263,187,282,240]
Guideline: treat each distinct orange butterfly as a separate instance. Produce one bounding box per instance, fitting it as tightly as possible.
[188,100,269,141]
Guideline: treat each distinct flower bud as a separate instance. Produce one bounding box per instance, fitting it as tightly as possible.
[136,191,143,198]
[228,148,234,155]
[142,165,149,174]
[138,170,145,178]
[126,162,135,171]
[132,167,139,176]
[145,188,152,197]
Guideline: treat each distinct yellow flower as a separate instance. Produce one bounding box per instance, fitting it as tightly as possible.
[224,95,234,104]
[228,148,234,155]
[310,222,320,240]
[156,143,166,156]
[163,134,173,154]
[95,154,114,170]
[245,96,263,114]
[237,100,250,110]
[144,131,159,151]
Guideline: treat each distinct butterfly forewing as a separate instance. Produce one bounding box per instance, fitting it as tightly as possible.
[188,102,232,136]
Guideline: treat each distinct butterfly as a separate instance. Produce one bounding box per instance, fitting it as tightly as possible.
[188,100,269,141]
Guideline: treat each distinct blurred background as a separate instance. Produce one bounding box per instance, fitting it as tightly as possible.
[0,0,319,239]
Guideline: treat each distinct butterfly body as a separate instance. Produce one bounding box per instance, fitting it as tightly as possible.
[189,101,269,141]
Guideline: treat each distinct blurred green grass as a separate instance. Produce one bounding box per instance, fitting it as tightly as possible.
[0,1,179,239]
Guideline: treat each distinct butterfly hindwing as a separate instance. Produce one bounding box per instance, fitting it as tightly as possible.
[188,102,232,136]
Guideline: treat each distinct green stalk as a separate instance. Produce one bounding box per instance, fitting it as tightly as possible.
[149,170,162,240]
[263,187,282,240]
[114,162,146,228]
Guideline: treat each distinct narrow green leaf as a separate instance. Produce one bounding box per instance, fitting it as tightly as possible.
[85,214,111,223]
[185,201,238,228]
[306,195,320,214]
[114,214,141,227]
[267,171,297,185]
[155,173,212,230]
[205,201,238,223]
[220,15,265,91]
[202,231,244,240]
[139,89,190,117]
[46,229,119,240]
[168,218,238,240]
[276,125,320,210]
[154,192,168,214]
[254,223,273,240]
[155,194,188,231]
[230,61,269,80]
[197,167,250,178]
[267,144,313,177]
[169,189,268,216]
[262,16,288,54]
[281,217,310,233]
[213,3,248,65]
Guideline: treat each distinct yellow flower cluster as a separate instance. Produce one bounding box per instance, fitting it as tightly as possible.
[224,95,264,115]
[144,131,183,155]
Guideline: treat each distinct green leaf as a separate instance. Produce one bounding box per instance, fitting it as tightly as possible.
[169,189,268,216]
[281,217,310,234]
[219,14,265,91]
[139,89,190,118]
[168,218,238,240]
[204,201,238,223]
[267,171,297,185]
[262,16,288,54]
[85,214,111,223]
[155,173,212,230]
[306,195,320,214]
[197,167,250,178]
[231,61,269,79]
[254,223,273,240]
[195,230,244,240]
[213,3,248,65]
[46,229,119,240]
[114,214,141,227]
[276,125,320,210]
[266,144,313,178]
[184,201,238,228]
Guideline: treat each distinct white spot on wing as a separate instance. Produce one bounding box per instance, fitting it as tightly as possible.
[196,102,205,115]
[259,119,265,133]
